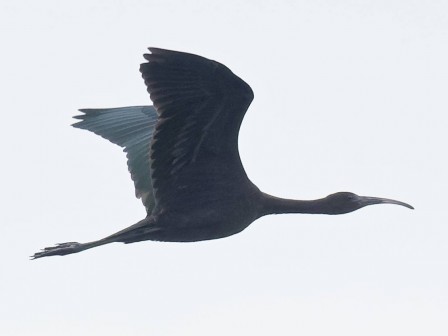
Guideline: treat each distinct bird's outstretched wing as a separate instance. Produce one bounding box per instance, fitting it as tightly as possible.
[140,48,254,211]
[72,106,157,214]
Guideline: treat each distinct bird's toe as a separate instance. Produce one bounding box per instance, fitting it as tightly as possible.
[31,242,82,260]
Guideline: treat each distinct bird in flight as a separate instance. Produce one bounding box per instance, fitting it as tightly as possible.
[32,48,413,259]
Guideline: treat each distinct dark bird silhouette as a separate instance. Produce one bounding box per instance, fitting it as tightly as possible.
[32,48,413,259]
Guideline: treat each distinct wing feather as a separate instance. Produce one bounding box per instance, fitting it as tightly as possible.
[72,106,157,213]
[140,48,254,212]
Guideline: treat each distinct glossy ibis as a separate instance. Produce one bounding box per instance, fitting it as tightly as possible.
[32,48,413,259]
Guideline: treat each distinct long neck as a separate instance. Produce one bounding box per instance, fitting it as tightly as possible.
[260,193,330,216]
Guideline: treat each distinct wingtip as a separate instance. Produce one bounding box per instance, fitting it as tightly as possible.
[30,251,42,260]
[145,47,182,58]
[143,47,168,62]
[76,109,91,116]
[148,47,162,53]
[78,108,99,113]
[72,109,88,124]
[71,115,86,128]
[75,108,105,116]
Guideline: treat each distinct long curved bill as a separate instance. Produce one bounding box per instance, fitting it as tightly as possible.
[361,196,414,210]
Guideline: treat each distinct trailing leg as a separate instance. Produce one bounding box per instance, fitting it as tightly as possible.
[31,217,155,259]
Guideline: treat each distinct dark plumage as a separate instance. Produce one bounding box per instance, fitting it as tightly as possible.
[32,48,413,259]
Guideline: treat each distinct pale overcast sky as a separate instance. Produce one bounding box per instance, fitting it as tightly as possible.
[1,1,447,335]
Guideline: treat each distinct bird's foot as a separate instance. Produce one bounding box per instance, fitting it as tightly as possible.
[31,242,82,260]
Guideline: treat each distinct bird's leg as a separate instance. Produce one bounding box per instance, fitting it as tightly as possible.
[30,239,110,260]
[31,217,156,260]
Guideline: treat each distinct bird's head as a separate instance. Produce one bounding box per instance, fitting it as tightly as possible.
[323,192,414,214]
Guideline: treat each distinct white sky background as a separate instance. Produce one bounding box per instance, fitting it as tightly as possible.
[1,0,447,335]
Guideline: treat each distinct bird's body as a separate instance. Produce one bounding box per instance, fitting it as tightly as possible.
[32,48,412,259]
[122,168,262,243]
